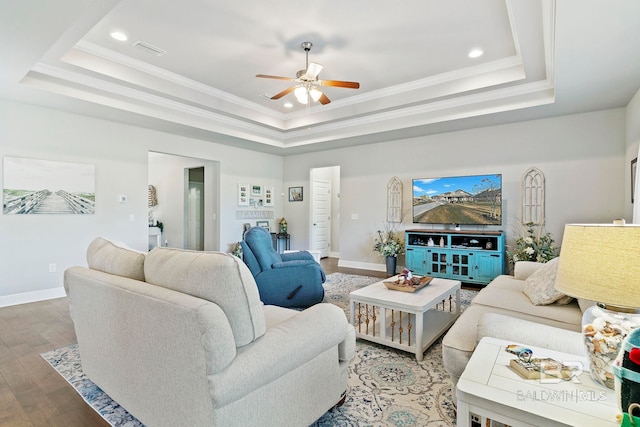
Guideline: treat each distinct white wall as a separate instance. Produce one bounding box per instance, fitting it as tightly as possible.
[0,99,283,306]
[0,98,629,304]
[283,109,627,271]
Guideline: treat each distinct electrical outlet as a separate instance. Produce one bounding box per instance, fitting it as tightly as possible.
[49,263,56,273]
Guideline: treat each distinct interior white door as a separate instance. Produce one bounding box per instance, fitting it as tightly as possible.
[311,179,331,258]
[188,182,204,250]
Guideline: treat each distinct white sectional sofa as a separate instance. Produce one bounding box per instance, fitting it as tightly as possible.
[64,237,355,427]
[442,260,589,398]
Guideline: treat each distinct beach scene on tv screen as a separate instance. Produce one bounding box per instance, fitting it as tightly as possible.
[412,174,502,225]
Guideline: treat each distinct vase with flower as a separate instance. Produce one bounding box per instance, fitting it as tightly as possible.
[373,228,405,276]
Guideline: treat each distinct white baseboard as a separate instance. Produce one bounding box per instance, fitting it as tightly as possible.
[337,259,405,273]
[0,287,67,308]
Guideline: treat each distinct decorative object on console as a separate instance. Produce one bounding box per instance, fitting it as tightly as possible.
[507,221,556,264]
[279,217,288,233]
[555,223,640,389]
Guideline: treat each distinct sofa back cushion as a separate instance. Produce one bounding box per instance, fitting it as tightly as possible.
[243,227,282,270]
[144,248,266,346]
[86,237,146,281]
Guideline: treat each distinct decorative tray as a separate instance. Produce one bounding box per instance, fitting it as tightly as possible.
[383,276,433,292]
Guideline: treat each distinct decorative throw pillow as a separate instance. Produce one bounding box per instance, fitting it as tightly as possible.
[522,257,573,305]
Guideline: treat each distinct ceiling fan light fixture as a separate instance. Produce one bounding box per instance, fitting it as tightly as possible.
[294,86,308,104]
[309,87,323,102]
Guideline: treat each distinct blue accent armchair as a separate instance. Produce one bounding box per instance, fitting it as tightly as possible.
[241,226,325,308]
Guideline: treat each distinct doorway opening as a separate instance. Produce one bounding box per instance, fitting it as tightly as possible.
[148,152,219,251]
[309,166,340,259]
[186,167,204,250]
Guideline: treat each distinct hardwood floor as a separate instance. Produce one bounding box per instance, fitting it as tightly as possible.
[0,257,376,427]
[0,298,109,426]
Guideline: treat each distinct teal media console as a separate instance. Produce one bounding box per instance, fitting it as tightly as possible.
[405,229,505,286]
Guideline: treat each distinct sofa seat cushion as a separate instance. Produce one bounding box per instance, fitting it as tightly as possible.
[86,237,145,281]
[144,248,266,347]
[471,277,582,326]
[263,305,298,329]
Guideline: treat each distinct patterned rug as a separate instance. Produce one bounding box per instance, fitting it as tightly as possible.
[41,273,477,427]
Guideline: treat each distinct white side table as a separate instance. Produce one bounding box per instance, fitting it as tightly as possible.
[456,336,619,427]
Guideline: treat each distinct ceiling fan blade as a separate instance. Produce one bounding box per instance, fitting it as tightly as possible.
[318,93,331,105]
[318,79,360,89]
[270,86,295,100]
[305,62,323,79]
[256,74,295,81]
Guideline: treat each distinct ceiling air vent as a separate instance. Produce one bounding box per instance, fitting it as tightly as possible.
[132,40,166,56]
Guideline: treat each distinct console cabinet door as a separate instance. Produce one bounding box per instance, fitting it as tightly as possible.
[405,247,428,275]
[474,253,503,283]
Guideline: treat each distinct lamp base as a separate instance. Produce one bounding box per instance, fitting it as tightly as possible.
[583,305,640,389]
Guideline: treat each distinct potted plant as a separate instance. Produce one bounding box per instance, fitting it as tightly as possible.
[373,228,405,276]
[507,222,556,264]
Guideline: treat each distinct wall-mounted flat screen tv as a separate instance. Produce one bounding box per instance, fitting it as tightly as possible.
[412,174,502,225]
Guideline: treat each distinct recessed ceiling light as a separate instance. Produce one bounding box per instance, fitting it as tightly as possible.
[110,31,128,42]
[468,49,484,58]
[283,102,293,108]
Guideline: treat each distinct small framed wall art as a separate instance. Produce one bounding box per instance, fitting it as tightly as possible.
[256,220,269,231]
[289,186,303,202]
[264,187,274,207]
[251,184,263,197]
[238,183,249,206]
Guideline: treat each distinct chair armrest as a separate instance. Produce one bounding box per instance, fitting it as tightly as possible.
[210,303,354,407]
[477,313,584,356]
[513,261,544,280]
[272,259,315,268]
[281,251,315,262]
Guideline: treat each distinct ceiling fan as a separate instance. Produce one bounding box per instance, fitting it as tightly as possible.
[256,42,360,105]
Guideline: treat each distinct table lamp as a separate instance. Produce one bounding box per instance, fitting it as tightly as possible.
[555,223,640,389]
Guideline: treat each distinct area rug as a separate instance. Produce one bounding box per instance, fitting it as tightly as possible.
[41,273,477,427]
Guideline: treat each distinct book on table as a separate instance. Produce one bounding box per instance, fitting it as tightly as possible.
[509,357,578,380]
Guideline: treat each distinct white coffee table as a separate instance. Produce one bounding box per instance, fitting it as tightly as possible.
[456,336,619,427]
[349,276,460,361]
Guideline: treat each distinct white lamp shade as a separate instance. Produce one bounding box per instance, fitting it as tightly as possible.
[555,223,640,308]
